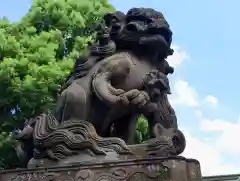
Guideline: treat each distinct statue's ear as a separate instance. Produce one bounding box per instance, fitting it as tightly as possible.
[113,11,126,21]
[103,13,114,26]
[103,11,126,26]
[172,130,186,155]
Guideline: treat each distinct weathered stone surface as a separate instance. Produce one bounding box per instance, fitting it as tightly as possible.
[0,156,202,181]
[3,7,203,181]
[14,8,182,167]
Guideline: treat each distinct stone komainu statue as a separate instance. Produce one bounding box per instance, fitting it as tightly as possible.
[14,8,186,168]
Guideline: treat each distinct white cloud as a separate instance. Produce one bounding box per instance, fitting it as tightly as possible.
[166,46,199,107]
[182,129,239,176]
[200,118,240,156]
[194,109,203,117]
[200,118,232,132]
[167,46,199,107]
[170,80,199,107]
[167,46,219,109]
[170,82,219,108]
[166,45,240,176]
[204,95,218,105]
[166,44,240,176]
[167,45,189,68]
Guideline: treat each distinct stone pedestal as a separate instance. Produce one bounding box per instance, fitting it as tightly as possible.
[0,156,202,181]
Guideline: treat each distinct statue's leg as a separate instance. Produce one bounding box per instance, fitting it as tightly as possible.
[143,112,158,138]
[146,111,179,138]
[113,113,139,145]
[54,83,89,122]
[147,116,158,138]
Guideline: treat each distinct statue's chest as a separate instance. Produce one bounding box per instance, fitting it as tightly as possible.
[120,61,155,91]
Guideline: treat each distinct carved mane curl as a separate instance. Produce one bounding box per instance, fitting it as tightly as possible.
[31,114,131,160]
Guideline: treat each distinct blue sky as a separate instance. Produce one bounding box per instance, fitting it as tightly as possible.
[1,0,240,176]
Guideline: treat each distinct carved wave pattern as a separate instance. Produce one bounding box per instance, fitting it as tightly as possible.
[32,113,132,160]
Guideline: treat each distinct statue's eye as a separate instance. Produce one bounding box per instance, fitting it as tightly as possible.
[147,18,153,23]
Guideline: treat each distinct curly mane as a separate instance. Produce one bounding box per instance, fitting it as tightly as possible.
[31,114,131,160]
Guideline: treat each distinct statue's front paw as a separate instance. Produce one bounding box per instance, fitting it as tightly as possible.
[132,90,150,108]
[123,89,150,108]
[116,94,130,106]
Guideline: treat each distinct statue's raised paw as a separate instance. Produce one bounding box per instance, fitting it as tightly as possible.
[123,89,150,108]
[116,94,130,105]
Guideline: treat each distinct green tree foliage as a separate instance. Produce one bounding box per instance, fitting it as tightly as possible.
[0,0,114,169]
[135,116,149,144]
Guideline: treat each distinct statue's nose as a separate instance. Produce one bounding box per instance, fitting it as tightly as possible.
[165,66,174,75]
